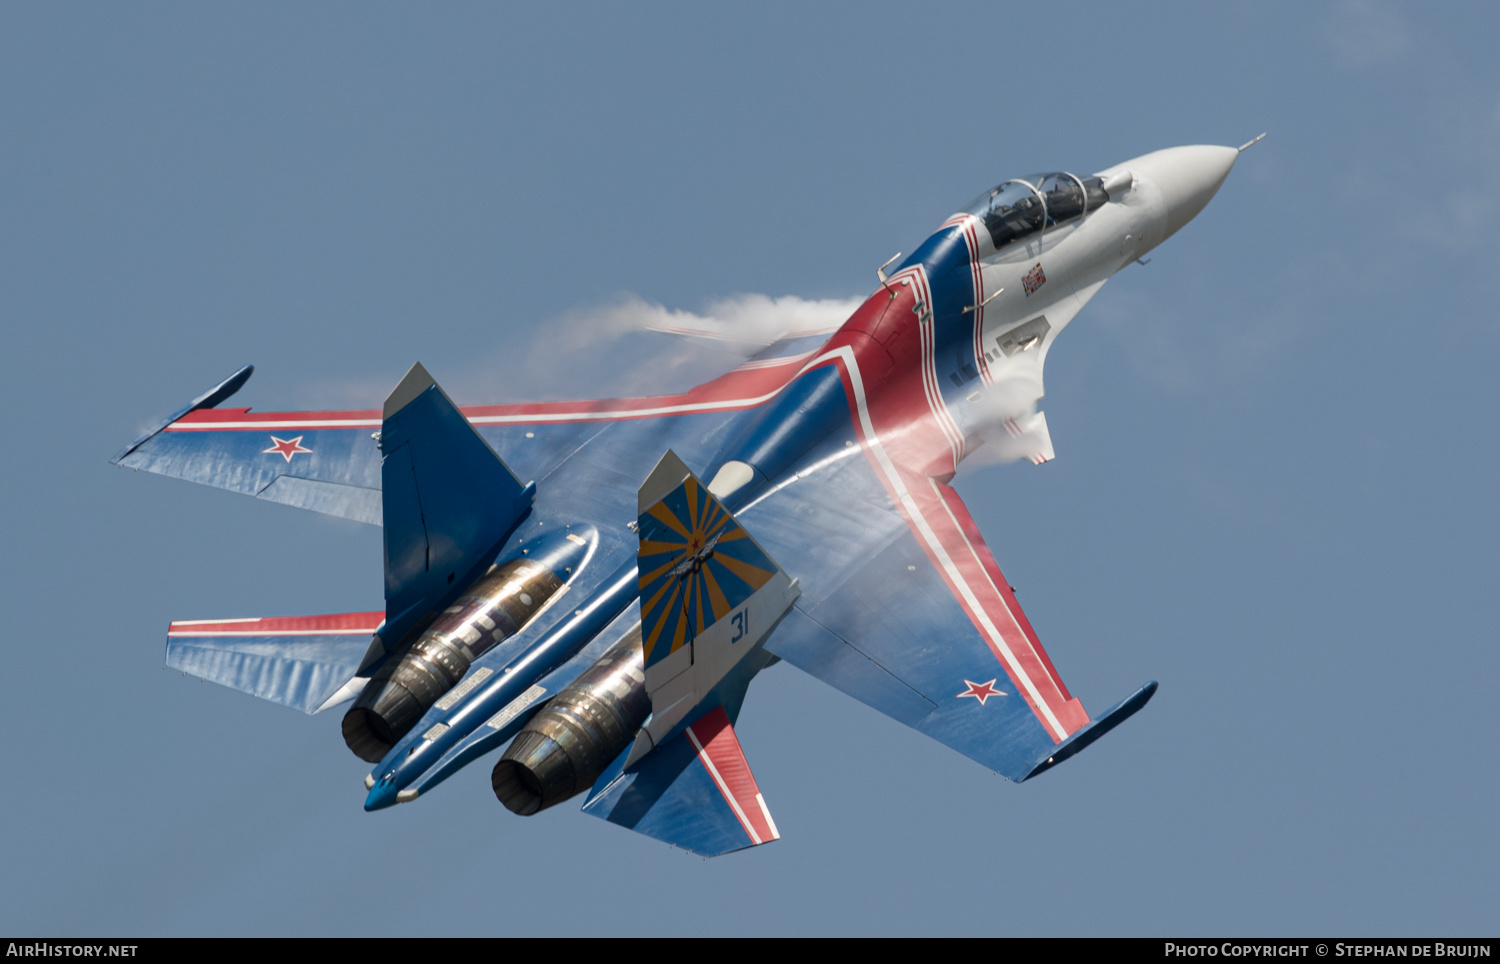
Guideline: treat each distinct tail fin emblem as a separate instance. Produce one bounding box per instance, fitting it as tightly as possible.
[638,465,776,668]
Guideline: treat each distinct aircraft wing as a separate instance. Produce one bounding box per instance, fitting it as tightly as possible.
[740,415,1155,784]
[111,346,821,527]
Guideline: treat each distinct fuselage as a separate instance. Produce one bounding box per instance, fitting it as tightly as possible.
[701,144,1238,507]
[363,145,1238,809]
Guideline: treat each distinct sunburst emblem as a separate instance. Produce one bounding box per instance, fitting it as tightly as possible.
[637,474,776,668]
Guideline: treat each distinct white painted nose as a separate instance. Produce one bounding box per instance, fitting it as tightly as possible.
[1126,144,1238,240]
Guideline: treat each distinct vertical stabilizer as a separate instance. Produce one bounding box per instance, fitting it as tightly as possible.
[625,449,799,764]
[379,363,535,649]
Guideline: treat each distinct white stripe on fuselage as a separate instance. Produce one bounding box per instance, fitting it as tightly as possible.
[897,267,965,466]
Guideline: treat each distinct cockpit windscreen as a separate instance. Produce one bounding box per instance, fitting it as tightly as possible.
[961,172,1108,251]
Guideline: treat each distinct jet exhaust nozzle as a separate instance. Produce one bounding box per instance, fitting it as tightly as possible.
[343,557,564,762]
[493,625,647,815]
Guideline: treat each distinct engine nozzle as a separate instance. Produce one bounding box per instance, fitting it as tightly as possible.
[343,556,564,762]
[492,625,647,815]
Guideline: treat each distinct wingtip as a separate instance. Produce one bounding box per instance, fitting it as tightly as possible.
[1018,679,1159,782]
[111,363,256,464]
[201,364,255,409]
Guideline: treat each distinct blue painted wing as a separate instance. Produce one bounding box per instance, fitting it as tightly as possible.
[112,356,817,528]
[113,365,386,524]
[166,611,383,714]
[740,430,1155,783]
[582,705,779,857]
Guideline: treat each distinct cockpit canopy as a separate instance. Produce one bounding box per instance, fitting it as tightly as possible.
[961,172,1110,251]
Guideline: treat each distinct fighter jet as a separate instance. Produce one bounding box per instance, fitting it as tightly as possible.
[114,142,1249,856]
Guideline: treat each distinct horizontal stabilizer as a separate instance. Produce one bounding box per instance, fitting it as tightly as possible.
[166,611,384,714]
[581,706,779,857]
[381,363,535,647]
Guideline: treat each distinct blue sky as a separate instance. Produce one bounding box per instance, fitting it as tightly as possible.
[2,2,1496,936]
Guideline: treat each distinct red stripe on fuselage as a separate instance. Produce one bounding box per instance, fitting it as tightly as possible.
[905,269,964,468]
[956,216,993,385]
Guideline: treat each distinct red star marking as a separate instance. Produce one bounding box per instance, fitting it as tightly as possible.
[956,678,1005,705]
[263,435,313,463]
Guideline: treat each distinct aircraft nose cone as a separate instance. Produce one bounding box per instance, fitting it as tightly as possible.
[1127,144,1238,240]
